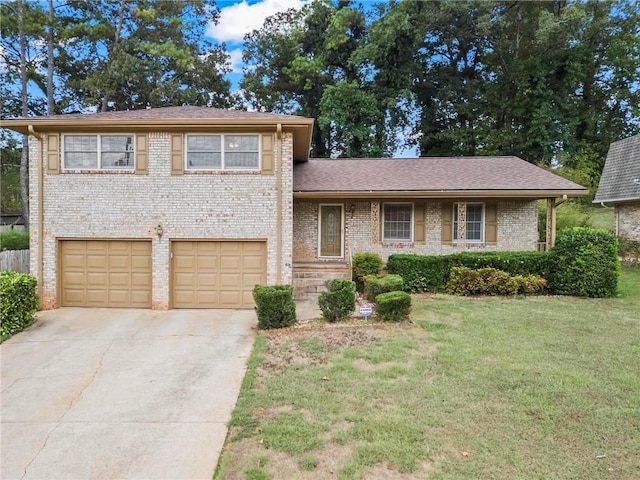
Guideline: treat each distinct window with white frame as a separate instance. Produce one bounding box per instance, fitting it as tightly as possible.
[186,134,259,170]
[454,203,484,241]
[63,135,134,170]
[383,203,413,241]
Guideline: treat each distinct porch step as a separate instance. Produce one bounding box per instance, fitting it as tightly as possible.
[292,262,352,300]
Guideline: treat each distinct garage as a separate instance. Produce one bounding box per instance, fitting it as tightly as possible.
[60,240,152,307]
[172,241,266,308]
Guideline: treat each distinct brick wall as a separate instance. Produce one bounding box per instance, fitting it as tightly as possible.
[617,202,640,241]
[29,132,293,309]
[292,199,538,263]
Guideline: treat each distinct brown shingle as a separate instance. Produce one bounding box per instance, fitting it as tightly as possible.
[293,157,587,194]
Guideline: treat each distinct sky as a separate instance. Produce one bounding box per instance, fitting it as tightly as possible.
[207,0,310,89]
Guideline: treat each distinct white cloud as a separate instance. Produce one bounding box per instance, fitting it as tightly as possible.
[207,0,308,43]
[228,48,244,73]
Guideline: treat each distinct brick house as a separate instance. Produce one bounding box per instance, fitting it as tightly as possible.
[594,134,640,241]
[2,106,587,309]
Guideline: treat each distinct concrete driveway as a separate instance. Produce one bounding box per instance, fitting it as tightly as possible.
[1,308,256,480]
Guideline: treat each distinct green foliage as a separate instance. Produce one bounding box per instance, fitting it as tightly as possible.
[387,252,551,293]
[0,229,29,251]
[252,285,297,330]
[0,271,38,336]
[318,278,356,322]
[447,267,547,296]
[549,227,620,297]
[375,291,411,322]
[538,200,594,241]
[618,236,640,266]
[352,253,383,292]
[364,274,404,302]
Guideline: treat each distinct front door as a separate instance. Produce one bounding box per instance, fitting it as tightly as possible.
[319,205,343,257]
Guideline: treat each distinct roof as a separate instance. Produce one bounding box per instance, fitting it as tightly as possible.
[0,106,314,162]
[293,157,588,199]
[593,134,640,204]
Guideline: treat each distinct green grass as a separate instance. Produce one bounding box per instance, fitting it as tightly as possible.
[215,268,640,479]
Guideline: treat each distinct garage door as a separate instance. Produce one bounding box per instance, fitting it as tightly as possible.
[172,241,266,308]
[60,240,152,307]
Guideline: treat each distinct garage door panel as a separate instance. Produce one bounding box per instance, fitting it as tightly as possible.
[172,241,265,308]
[61,240,151,308]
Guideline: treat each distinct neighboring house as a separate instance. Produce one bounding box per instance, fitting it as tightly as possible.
[1,106,587,309]
[593,134,640,241]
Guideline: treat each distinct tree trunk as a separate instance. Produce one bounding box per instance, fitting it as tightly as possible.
[47,0,54,114]
[18,0,29,227]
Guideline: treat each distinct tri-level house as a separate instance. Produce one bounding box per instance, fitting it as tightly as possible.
[2,106,588,309]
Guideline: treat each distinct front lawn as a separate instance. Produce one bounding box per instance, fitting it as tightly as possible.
[215,268,640,479]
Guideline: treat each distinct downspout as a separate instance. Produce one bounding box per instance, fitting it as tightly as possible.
[276,123,283,283]
[28,125,44,302]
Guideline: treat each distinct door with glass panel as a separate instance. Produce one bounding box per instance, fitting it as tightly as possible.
[319,205,343,257]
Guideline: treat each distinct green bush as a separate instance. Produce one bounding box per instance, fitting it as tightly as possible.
[375,291,411,322]
[618,236,640,266]
[549,227,620,297]
[447,267,547,296]
[0,271,38,336]
[364,274,404,302]
[252,284,297,329]
[387,251,551,293]
[352,253,383,292]
[0,229,29,251]
[318,278,356,322]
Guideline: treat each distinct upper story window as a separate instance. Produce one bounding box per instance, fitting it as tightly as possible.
[453,203,484,242]
[63,135,134,170]
[186,134,260,170]
[383,203,413,242]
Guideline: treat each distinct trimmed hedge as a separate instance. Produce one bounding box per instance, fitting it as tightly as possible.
[0,229,29,251]
[375,291,411,322]
[387,251,551,293]
[549,227,619,297]
[253,284,297,329]
[446,267,547,296]
[0,271,38,336]
[318,278,356,322]
[352,253,383,292]
[364,274,404,302]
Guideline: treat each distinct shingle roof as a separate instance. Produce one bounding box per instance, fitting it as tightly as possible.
[593,134,640,203]
[293,157,588,195]
[6,105,308,121]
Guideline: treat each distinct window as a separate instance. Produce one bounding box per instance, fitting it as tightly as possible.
[383,203,413,242]
[454,203,484,242]
[63,135,134,170]
[186,134,259,170]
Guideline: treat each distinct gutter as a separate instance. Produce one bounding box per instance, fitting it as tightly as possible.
[293,190,589,199]
[28,125,44,303]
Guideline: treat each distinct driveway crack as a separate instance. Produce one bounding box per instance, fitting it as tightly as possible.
[20,424,59,480]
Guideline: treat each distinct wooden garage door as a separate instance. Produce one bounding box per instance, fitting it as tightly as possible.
[172,241,266,308]
[60,240,152,307]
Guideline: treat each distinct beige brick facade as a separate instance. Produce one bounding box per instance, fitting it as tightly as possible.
[616,202,640,241]
[292,199,538,263]
[29,132,293,309]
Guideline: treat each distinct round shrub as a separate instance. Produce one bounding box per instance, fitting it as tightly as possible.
[364,274,404,302]
[375,291,411,322]
[1,271,38,336]
[318,278,356,322]
[549,227,619,297]
[252,284,297,329]
[352,253,383,292]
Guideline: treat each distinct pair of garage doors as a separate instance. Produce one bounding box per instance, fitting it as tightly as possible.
[60,240,266,308]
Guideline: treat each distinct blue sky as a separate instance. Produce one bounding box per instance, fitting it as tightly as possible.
[207,0,310,89]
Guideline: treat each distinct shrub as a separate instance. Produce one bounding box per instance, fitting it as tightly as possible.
[388,251,551,293]
[252,284,297,329]
[352,253,383,292]
[618,236,640,266]
[375,291,411,322]
[447,267,547,296]
[0,229,29,251]
[318,278,356,322]
[0,271,38,336]
[364,274,404,302]
[549,227,620,297]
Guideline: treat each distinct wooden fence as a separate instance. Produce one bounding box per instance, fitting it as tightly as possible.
[0,250,30,273]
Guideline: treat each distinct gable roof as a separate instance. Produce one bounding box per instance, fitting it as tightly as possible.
[293,157,588,198]
[0,106,314,162]
[593,134,640,203]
